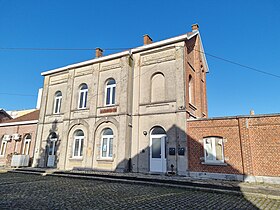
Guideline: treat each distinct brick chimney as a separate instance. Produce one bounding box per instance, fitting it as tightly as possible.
[95,48,103,58]
[250,110,255,115]
[191,23,199,32]
[143,34,153,45]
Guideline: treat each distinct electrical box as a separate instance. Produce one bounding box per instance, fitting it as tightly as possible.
[178,148,185,156]
[169,148,175,155]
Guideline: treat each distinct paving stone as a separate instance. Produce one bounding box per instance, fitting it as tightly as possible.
[0,173,279,210]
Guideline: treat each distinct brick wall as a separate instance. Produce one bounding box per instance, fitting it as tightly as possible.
[187,115,280,177]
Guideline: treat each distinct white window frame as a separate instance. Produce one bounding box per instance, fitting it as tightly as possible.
[101,132,113,159]
[53,91,62,114]
[78,85,88,109]
[0,140,7,156]
[105,80,116,106]
[72,132,84,158]
[189,75,193,104]
[22,134,31,155]
[203,137,224,164]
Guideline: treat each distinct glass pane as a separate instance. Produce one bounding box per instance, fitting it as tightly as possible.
[204,139,214,161]
[109,138,113,157]
[102,138,108,157]
[50,132,57,139]
[55,98,59,113]
[151,127,166,135]
[56,91,62,97]
[80,138,84,157]
[74,139,79,156]
[106,88,111,105]
[152,138,161,158]
[84,91,88,107]
[103,128,113,135]
[215,139,223,161]
[81,84,88,90]
[24,142,29,155]
[112,87,116,104]
[79,92,84,108]
[75,130,84,137]
[107,79,115,85]
[49,141,53,155]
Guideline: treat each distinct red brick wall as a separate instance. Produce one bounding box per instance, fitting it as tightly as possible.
[187,115,280,177]
[0,123,37,166]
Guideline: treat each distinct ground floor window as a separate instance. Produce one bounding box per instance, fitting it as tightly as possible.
[22,134,31,155]
[101,128,113,158]
[203,137,224,163]
[73,130,84,158]
[0,140,7,156]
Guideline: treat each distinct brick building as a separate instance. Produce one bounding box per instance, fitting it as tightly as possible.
[0,110,39,167]
[187,114,280,183]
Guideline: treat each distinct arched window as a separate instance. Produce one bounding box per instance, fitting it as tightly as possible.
[188,75,194,104]
[151,126,166,135]
[73,130,84,157]
[151,73,165,103]
[78,84,88,109]
[0,135,9,156]
[101,128,113,158]
[105,79,116,106]
[53,91,62,114]
[22,134,31,155]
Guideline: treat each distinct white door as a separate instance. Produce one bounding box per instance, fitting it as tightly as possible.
[150,134,166,173]
[47,139,56,167]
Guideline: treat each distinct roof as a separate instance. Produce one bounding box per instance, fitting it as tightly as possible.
[0,109,12,121]
[2,109,39,123]
[41,30,209,76]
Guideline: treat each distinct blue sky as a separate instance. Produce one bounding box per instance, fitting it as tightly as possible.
[0,0,279,117]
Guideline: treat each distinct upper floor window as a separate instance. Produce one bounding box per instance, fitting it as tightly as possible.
[189,75,194,104]
[151,73,165,103]
[73,130,84,158]
[22,134,31,155]
[203,137,224,164]
[78,84,88,109]
[105,79,116,106]
[53,91,62,114]
[101,128,113,158]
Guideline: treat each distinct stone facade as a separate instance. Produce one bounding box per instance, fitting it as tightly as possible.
[187,114,280,183]
[33,25,208,175]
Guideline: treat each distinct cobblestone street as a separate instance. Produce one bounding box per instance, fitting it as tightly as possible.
[0,173,279,210]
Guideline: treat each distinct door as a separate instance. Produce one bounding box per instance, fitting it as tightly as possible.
[150,134,166,173]
[47,139,56,167]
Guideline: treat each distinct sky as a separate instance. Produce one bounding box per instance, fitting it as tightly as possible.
[0,0,279,117]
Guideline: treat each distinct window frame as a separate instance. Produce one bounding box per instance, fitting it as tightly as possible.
[72,130,84,158]
[203,137,224,164]
[105,79,116,106]
[53,91,62,114]
[188,75,194,104]
[78,84,88,109]
[101,129,114,159]
[22,134,32,155]
[0,140,7,156]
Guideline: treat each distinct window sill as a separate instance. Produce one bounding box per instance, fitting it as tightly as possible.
[97,158,114,162]
[69,157,83,161]
[201,162,227,166]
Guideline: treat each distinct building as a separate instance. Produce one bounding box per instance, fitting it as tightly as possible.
[33,24,208,175]
[0,108,12,123]
[0,110,39,167]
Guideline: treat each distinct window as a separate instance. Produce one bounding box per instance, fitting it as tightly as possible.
[22,134,31,155]
[78,84,88,109]
[0,138,7,156]
[73,130,84,158]
[151,73,165,103]
[53,91,62,114]
[189,75,194,104]
[105,79,116,106]
[101,128,113,158]
[203,137,224,163]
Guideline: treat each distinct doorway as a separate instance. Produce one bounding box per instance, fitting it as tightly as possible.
[47,133,57,167]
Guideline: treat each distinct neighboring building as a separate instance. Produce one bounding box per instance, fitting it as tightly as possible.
[0,109,12,123]
[0,110,39,167]
[33,24,208,175]
[187,113,280,183]
[7,109,36,119]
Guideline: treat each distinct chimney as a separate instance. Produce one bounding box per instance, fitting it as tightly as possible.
[192,23,199,32]
[250,110,255,115]
[143,34,153,45]
[95,48,103,58]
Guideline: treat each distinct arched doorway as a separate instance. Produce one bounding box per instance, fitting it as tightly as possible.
[47,132,57,167]
[150,126,167,173]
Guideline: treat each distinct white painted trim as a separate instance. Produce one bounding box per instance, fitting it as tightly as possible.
[0,120,38,127]
[41,32,202,76]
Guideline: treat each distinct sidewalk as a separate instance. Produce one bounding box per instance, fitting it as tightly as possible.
[7,167,280,200]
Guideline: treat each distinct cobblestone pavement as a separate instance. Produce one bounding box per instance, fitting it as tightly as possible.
[0,173,279,210]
